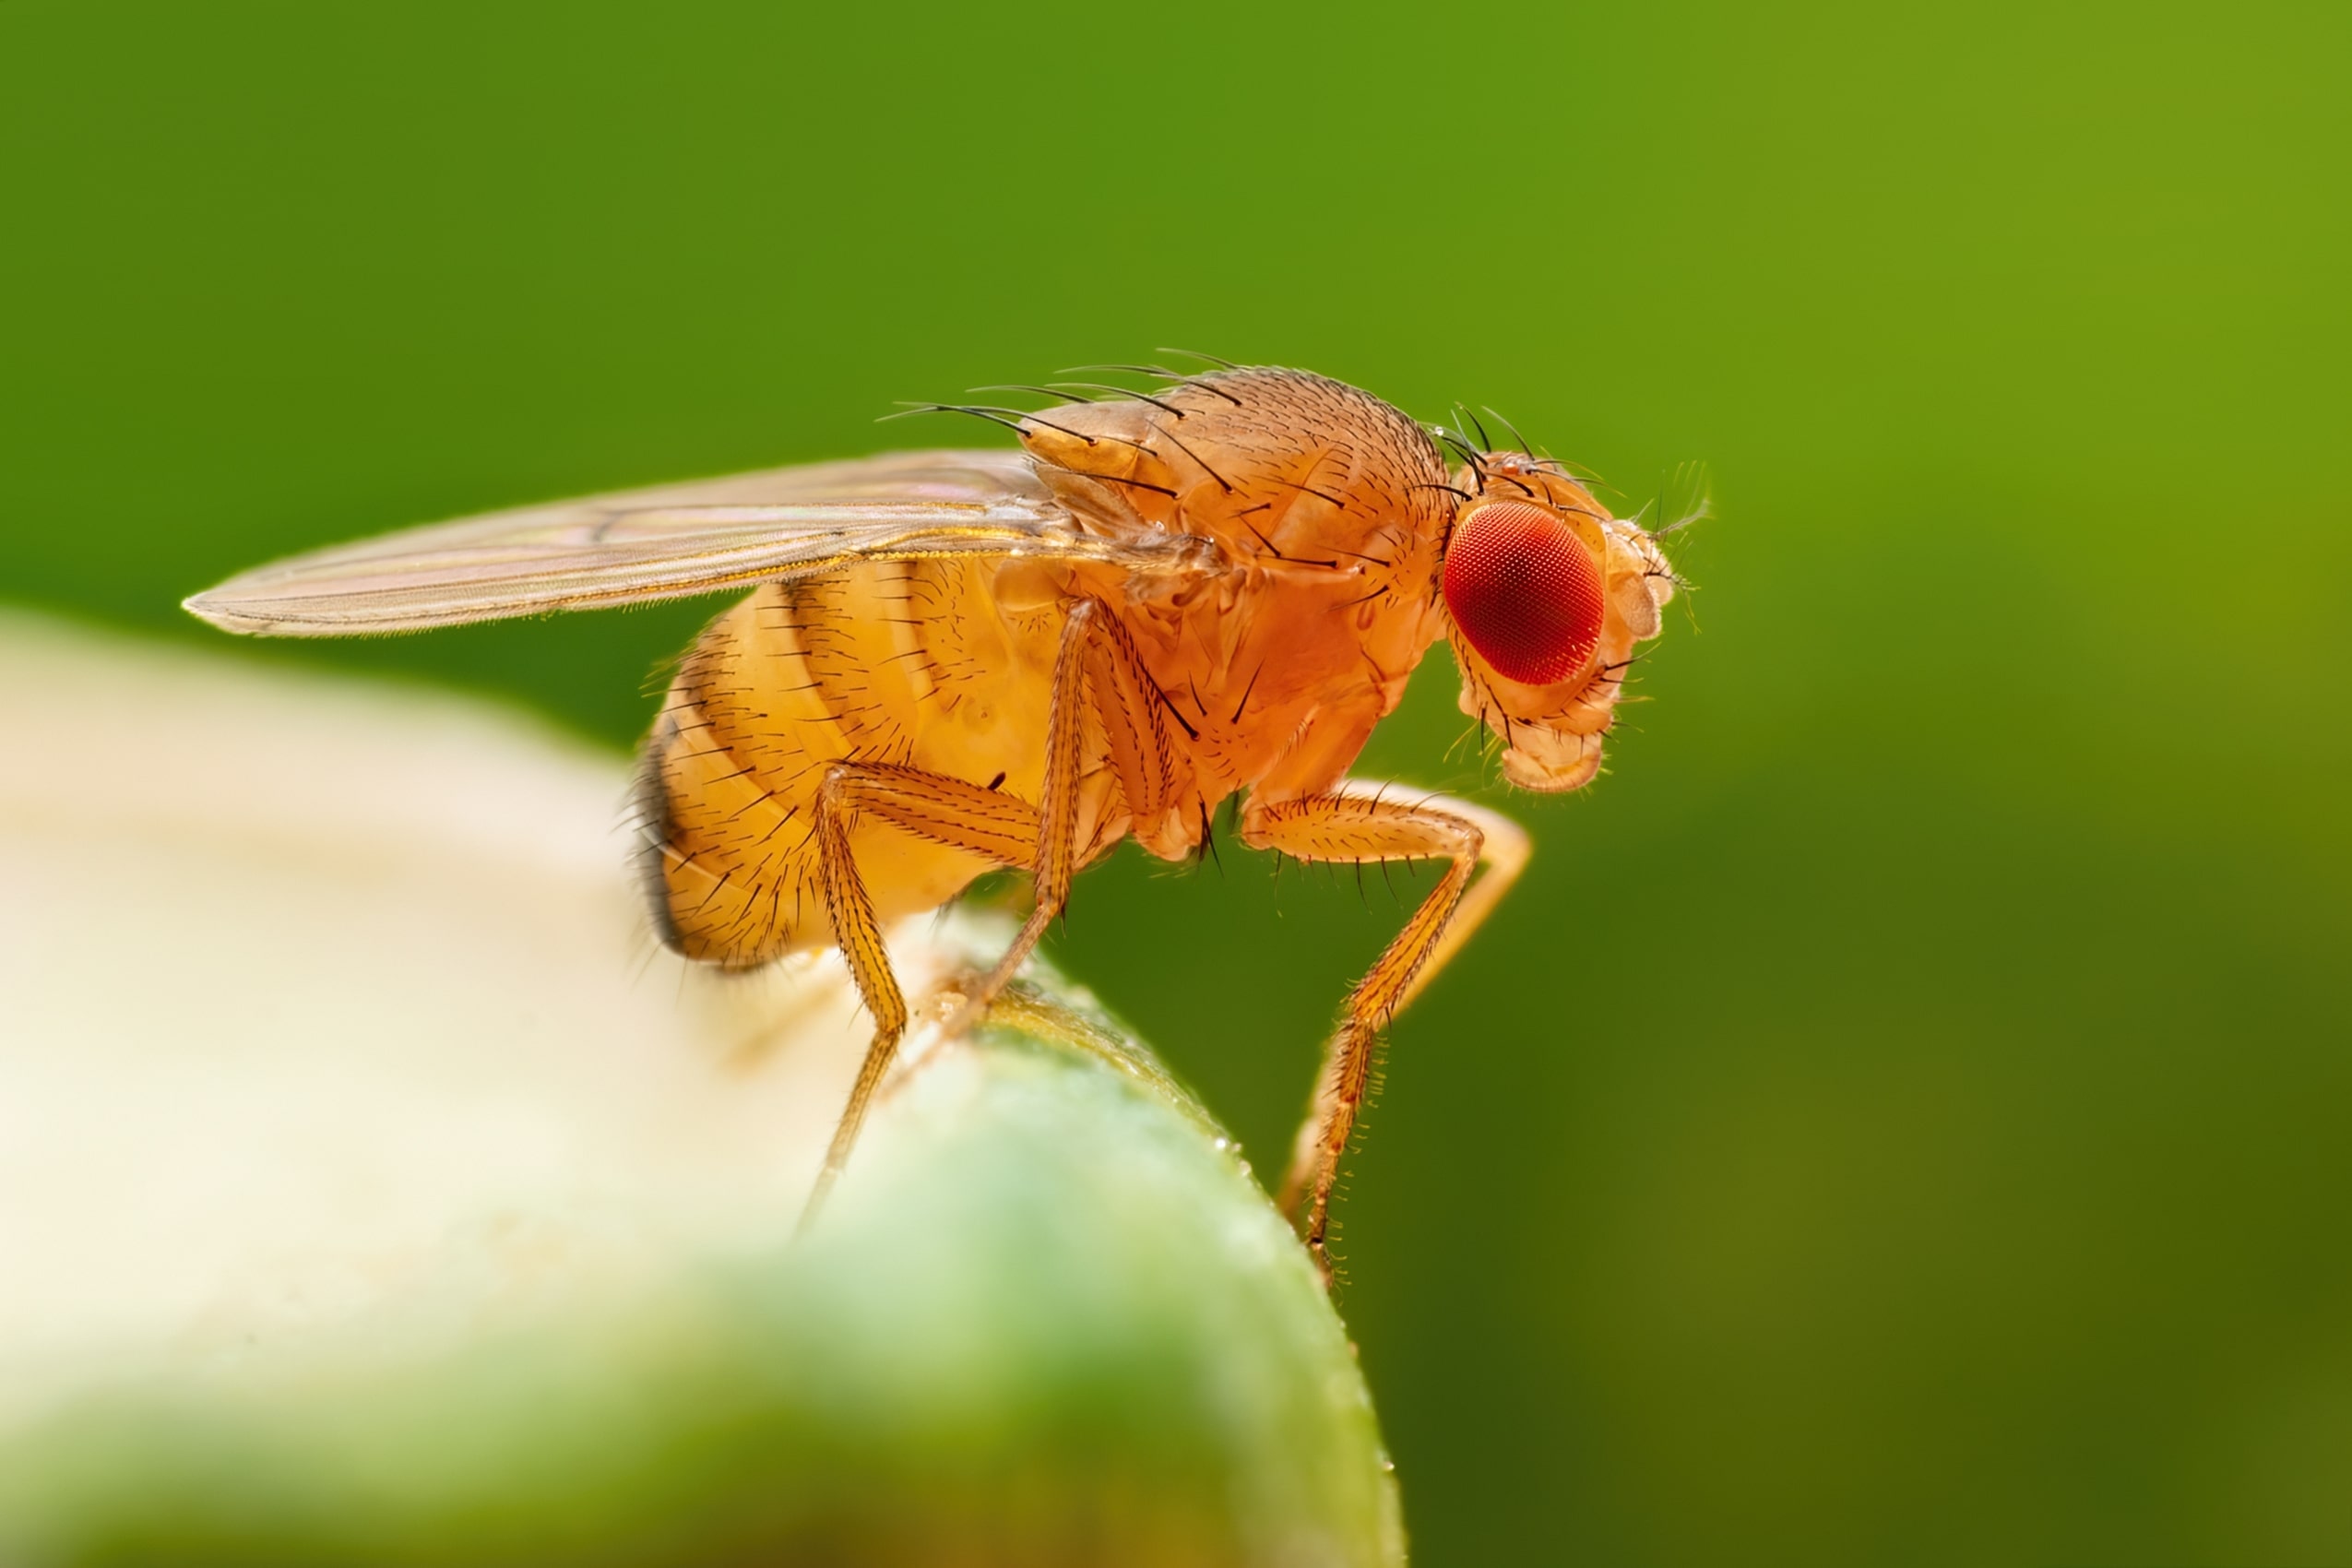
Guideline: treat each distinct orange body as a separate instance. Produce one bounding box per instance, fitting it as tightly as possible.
[638,369,1662,968]
[185,362,1682,1277]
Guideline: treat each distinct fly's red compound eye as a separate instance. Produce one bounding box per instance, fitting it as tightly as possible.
[1442,502,1607,686]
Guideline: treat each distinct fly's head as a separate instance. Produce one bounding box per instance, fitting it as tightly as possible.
[1436,452,1681,792]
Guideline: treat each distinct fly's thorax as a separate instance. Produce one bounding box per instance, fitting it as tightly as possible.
[1015,368,1452,570]
[1438,454,1677,792]
[1009,368,1455,806]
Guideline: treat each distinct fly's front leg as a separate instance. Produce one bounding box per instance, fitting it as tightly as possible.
[800,763,1040,1229]
[1240,782,1531,1280]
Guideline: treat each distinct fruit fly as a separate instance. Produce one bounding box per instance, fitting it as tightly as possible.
[185,364,1679,1277]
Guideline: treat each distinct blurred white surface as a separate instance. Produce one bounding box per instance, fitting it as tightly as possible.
[0,613,929,1423]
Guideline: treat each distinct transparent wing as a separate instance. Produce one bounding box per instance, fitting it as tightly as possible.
[184,449,1180,636]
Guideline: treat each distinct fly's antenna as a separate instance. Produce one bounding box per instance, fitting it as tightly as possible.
[1630,461,1710,622]
[1653,460,1714,538]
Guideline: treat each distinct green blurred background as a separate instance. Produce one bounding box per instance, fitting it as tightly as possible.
[4,1,2345,1562]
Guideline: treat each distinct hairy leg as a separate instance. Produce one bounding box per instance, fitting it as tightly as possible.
[799,760,1037,1227]
[803,597,1176,1223]
[1241,783,1530,1279]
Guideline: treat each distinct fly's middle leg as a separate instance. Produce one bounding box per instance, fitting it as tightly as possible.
[936,597,1176,1033]
[1240,783,1531,1283]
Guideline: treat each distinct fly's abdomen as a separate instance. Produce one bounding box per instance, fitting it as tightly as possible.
[636,561,1063,968]
[636,583,830,968]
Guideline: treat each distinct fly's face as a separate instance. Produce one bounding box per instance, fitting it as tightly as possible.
[1437,452,1678,791]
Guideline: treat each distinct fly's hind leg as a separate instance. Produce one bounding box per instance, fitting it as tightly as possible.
[802,597,1137,1225]
[1240,782,1531,1281]
[800,762,1039,1228]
